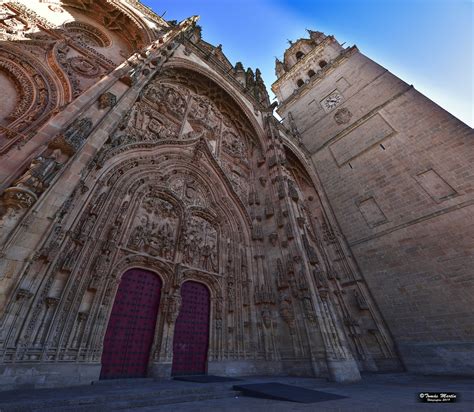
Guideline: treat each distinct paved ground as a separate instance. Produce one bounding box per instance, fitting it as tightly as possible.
[0,373,472,412]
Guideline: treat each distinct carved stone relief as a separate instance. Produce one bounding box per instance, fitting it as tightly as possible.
[64,21,111,48]
[181,215,218,272]
[127,196,179,260]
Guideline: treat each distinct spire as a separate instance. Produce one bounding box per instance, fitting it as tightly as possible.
[245,68,255,89]
[306,29,327,44]
[234,61,244,72]
[275,57,286,78]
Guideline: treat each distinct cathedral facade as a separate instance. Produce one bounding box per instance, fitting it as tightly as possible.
[0,1,472,390]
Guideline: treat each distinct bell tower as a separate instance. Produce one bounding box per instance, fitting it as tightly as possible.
[272,30,346,106]
[272,31,474,376]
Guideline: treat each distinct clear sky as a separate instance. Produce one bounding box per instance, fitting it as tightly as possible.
[142,0,473,127]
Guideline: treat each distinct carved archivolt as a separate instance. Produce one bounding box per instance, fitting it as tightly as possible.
[64,21,112,47]
[0,58,34,122]
[0,47,58,148]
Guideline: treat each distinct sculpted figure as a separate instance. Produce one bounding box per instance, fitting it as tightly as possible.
[14,149,63,194]
[128,219,146,250]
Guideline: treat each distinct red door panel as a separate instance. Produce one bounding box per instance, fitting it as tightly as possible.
[172,281,210,376]
[100,269,162,379]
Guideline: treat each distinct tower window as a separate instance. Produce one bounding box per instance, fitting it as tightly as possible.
[296,51,305,60]
[308,69,316,78]
[296,79,304,87]
[319,60,328,68]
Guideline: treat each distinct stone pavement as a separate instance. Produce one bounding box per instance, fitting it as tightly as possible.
[0,373,472,412]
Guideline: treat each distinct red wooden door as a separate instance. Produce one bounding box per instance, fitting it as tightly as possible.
[100,269,162,379]
[172,281,210,376]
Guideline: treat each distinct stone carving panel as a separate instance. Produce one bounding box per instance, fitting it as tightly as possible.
[169,176,206,208]
[182,215,218,273]
[68,56,101,78]
[112,102,180,145]
[144,83,188,118]
[221,130,246,159]
[127,196,179,260]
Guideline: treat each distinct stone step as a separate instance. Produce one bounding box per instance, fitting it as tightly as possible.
[25,389,237,412]
[0,383,238,412]
[91,377,155,385]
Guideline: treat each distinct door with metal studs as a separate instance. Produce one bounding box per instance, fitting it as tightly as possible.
[100,269,162,379]
[171,281,210,376]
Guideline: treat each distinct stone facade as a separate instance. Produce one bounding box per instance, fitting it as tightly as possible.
[272,30,474,377]
[0,1,469,391]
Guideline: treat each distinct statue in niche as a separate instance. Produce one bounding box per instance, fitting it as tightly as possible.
[261,306,272,329]
[302,292,316,322]
[61,243,79,272]
[279,289,296,332]
[13,149,63,194]
[75,214,97,244]
[128,218,145,250]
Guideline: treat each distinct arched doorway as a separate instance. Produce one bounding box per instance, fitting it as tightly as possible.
[172,281,210,376]
[100,268,162,379]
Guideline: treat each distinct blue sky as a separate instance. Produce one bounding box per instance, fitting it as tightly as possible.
[142,0,473,126]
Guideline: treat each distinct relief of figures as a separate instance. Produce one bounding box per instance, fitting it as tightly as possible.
[221,130,246,159]
[127,197,179,260]
[144,83,187,118]
[111,102,179,145]
[182,215,218,272]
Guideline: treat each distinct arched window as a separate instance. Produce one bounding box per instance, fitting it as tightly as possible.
[319,60,327,68]
[308,69,316,78]
[296,51,305,60]
[296,79,304,87]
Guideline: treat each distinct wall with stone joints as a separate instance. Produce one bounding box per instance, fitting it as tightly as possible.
[280,49,474,375]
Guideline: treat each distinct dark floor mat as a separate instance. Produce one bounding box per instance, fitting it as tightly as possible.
[173,375,242,383]
[233,382,347,403]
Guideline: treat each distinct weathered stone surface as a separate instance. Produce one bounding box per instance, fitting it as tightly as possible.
[0,0,470,391]
[274,30,474,378]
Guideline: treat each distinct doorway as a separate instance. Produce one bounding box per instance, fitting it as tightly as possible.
[171,281,210,376]
[100,268,162,379]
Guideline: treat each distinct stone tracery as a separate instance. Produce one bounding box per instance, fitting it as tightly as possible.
[0,8,402,388]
